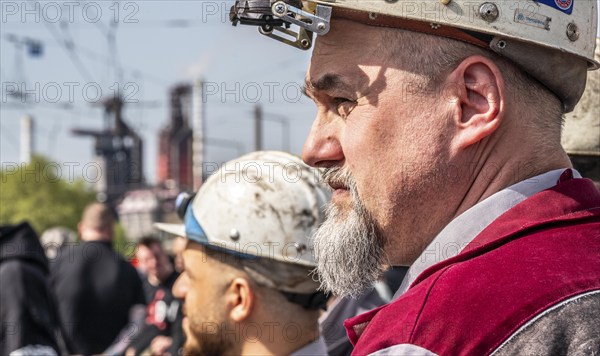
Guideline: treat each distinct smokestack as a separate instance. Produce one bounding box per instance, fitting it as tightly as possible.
[20,115,34,164]
[192,79,205,189]
[254,104,262,151]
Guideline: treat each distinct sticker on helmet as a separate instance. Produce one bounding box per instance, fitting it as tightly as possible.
[538,0,573,15]
[514,9,551,30]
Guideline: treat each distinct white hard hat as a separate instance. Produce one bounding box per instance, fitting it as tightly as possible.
[230,0,599,112]
[154,223,186,237]
[181,150,330,268]
[562,37,600,156]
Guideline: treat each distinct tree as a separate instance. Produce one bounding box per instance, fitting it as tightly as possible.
[0,155,96,234]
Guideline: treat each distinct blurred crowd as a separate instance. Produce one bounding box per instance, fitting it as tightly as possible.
[0,169,406,356]
[1,203,187,356]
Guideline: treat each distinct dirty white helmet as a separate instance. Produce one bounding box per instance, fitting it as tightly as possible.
[562,37,600,188]
[154,223,186,237]
[562,37,600,156]
[230,0,598,112]
[179,150,330,269]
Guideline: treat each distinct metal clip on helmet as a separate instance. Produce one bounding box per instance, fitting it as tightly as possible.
[230,0,332,50]
[230,0,599,112]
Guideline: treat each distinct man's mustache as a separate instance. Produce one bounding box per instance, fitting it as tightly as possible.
[321,167,356,191]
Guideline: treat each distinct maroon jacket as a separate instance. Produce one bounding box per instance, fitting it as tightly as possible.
[345,177,600,355]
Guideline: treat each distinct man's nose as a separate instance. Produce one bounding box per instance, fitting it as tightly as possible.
[302,113,344,168]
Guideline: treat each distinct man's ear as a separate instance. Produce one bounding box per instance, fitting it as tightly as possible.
[225,277,254,322]
[446,55,505,150]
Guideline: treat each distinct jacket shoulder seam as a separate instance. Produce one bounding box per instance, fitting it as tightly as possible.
[409,264,457,343]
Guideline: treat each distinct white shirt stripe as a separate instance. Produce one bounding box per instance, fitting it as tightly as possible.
[393,169,581,300]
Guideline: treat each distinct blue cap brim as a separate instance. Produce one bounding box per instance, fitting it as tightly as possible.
[184,203,259,261]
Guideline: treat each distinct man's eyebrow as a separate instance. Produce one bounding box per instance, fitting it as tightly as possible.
[302,81,313,98]
[304,74,354,97]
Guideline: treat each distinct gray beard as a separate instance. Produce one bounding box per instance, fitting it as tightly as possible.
[312,168,386,298]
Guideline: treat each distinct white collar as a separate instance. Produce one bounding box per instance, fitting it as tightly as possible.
[392,169,580,300]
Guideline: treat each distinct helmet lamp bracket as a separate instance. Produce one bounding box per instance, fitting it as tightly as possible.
[230,0,331,50]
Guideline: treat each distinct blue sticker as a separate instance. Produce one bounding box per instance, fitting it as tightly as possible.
[183,203,259,261]
[537,0,573,15]
[184,205,209,244]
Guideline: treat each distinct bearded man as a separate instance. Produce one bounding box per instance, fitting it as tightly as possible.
[230,1,600,354]
[171,151,331,355]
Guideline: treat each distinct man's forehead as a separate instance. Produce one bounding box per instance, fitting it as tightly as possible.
[308,19,389,89]
[183,240,203,254]
[181,244,212,276]
[314,18,382,53]
[182,242,223,265]
[312,22,374,66]
[182,241,206,261]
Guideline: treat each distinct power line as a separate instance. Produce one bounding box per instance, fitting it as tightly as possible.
[68,42,170,87]
[1,101,75,111]
[25,0,95,82]
[82,0,125,85]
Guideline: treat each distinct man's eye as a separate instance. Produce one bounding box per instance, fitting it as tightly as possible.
[332,98,357,119]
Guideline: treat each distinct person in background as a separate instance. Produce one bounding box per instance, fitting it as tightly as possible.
[50,203,146,355]
[126,236,183,356]
[1,222,60,356]
[173,151,330,355]
[135,236,179,303]
[39,226,76,260]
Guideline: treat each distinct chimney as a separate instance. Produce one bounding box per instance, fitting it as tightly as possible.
[192,79,205,189]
